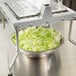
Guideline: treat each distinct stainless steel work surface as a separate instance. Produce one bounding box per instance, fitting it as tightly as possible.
[0,21,76,76]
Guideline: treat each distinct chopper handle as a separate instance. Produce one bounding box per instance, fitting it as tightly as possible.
[68,20,76,45]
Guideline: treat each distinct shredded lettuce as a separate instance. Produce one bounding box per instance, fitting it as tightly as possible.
[12,26,62,52]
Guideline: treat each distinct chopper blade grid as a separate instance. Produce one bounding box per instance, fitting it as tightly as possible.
[0,0,76,76]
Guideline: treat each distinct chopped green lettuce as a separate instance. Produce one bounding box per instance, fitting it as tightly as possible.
[12,26,62,52]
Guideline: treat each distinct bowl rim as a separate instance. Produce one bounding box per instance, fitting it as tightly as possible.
[11,27,64,57]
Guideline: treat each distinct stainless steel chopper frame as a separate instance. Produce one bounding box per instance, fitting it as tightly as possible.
[0,0,76,76]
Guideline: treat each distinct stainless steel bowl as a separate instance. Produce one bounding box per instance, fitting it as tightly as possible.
[11,27,64,76]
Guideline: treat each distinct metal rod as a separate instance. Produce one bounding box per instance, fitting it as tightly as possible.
[8,27,20,74]
[7,52,10,74]
[15,27,20,52]
[68,20,76,45]
[9,53,19,73]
